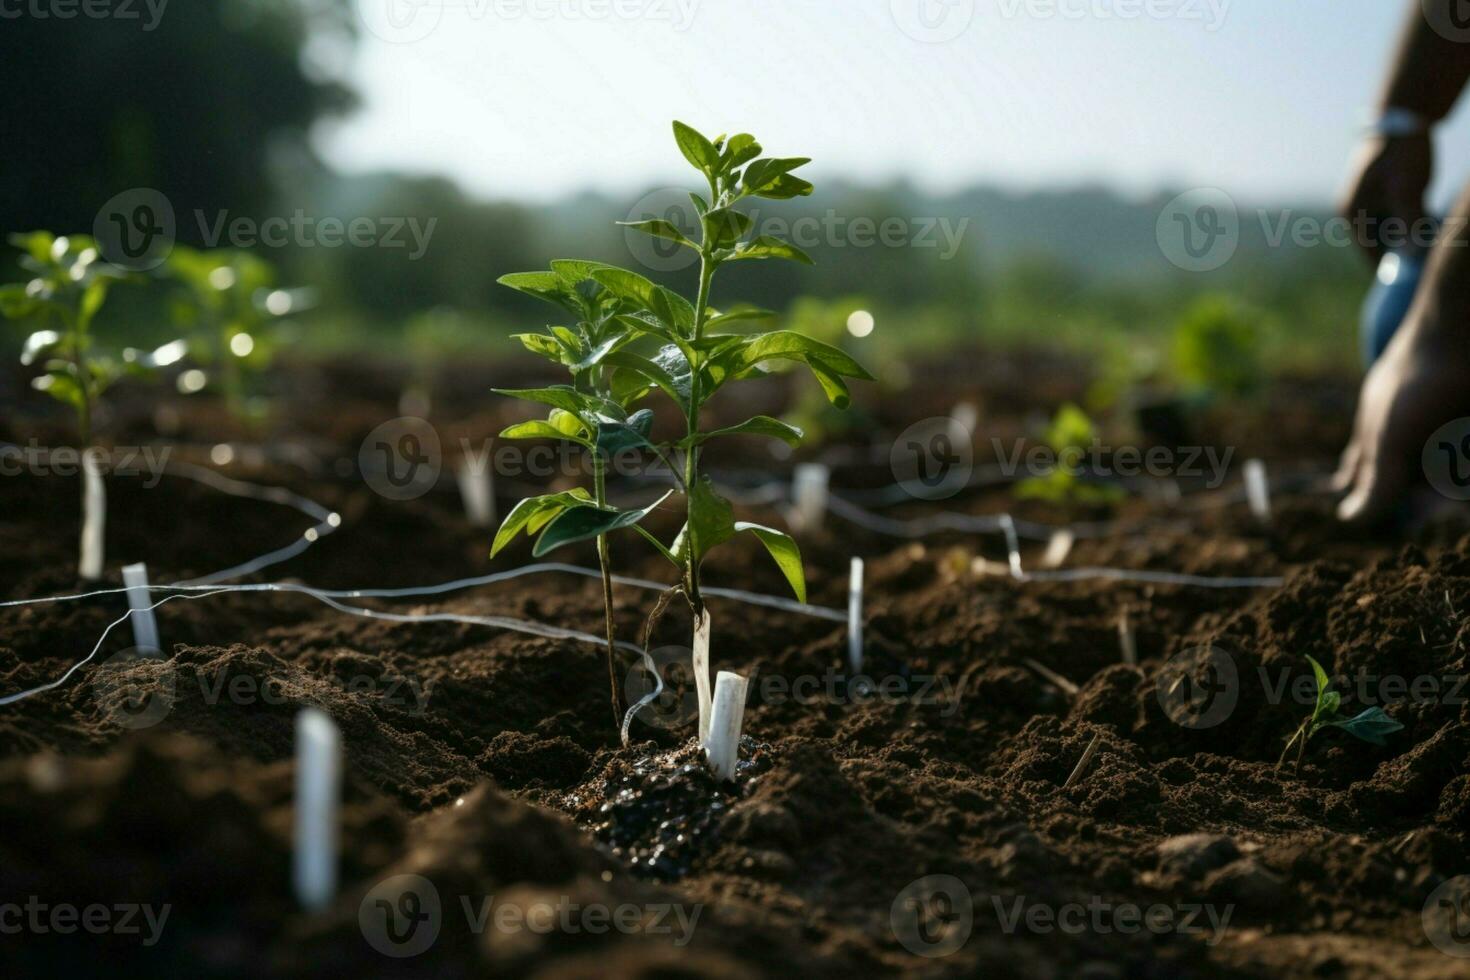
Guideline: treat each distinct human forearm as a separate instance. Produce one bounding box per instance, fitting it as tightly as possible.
[1379,1,1470,123]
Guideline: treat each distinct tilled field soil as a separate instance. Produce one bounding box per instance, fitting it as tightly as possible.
[2,351,1468,978]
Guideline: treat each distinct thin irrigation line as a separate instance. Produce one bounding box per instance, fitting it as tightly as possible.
[0,590,233,706]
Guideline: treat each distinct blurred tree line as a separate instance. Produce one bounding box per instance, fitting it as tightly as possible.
[3,0,1367,370]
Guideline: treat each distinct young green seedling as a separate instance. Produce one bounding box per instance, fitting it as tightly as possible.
[1,233,137,447]
[1015,402,1123,506]
[491,121,873,739]
[1277,655,1404,772]
[165,245,304,424]
[1,232,156,578]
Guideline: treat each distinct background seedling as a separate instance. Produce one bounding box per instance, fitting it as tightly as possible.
[165,246,307,425]
[1,232,139,447]
[1,232,158,578]
[1015,402,1124,506]
[491,121,873,741]
[1278,655,1404,772]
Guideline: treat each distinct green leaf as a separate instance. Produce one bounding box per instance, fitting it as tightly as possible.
[671,476,735,565]
[734,330,874,380]
[534,490,673,556]
[1328,706,1405,747]
[702,208,753,249]
[616,219,696,251]
[570,333,628,372]
[721,134,762,169]
[491,385,614,419]
[549,258,613,285]
[734,522,806,603]
[591,266,660,312]
[753,173,814,200]
[499,420,591,448]
[492,489,595,557]
[804,357,852,409]
[681,415,803,448]
[610,365,656,407]
[742,158,813,197]
[594,408,656,455]
[602,350,689,408]
[512,332,569,364]
[673,120,720,172]
[730,236,813,265]
[705,307,775,329]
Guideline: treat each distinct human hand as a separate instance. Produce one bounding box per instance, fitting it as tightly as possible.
[1335,315,1470,523]
[1338,133,1433,262]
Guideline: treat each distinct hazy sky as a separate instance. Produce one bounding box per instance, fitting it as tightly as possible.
[319,0,1470,207]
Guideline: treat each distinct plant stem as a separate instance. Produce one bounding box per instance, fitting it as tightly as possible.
[593,452,621,731]
[683,252,716,611]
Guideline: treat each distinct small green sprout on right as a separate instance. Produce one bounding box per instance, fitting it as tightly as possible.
[1277,655,1404,772]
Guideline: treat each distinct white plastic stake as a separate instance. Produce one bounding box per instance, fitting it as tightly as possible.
[1244,458,1271,522]
[791,463,830,532]
[79,451,106,581]
[705,671,749,782]
[122,563,160,655]
[1041,529,1075,569]
[294,707,342,911]
[456,456,496,528]
[693,609,713,747]
[848,557,865,675]
[1117,606,1137,666]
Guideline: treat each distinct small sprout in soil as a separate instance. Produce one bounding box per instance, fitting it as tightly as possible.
[1,232,143,447]
[1,232,153,578]
[491,121,873,742]
[1015,402,1124,506]
[1277,655,1404,772]
[164,246,305,426]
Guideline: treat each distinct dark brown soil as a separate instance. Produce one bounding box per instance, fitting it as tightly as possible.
[2,351,1469,978]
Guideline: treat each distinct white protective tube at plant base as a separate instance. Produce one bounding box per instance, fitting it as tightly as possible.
[791,463,830,532]
[122,563,161,655]
[693,608,713,746]
[1244,458,1271,521]
[706,671,749,782]
[294,707,342,911]
[79,452,106,580]
[848,557,864,675]
[456,456,496,528]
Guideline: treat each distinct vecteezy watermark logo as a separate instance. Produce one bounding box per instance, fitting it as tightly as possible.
[356,0,444,43]
[891,875,973,957]
[360,874,442,958]
[359,875,703,957]
[622,189,971,272]
[92,648,175,731]
[890,0,974,42]
[1423,417,1470,501]
[1424,876,1470,958]
[0,443,173,487]
[0,0,169,30]
[1156,645,1239,729]
[360,417,442,501]
[355,0,698,43]
[891,417,974,500]
[1157,188,1239,272]
[0,898,171,946]
[1423,0,1470,44]
[93,188,176,272]
[93,655,435,730]
[992,0,1229,31]
[623,646,701,730]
